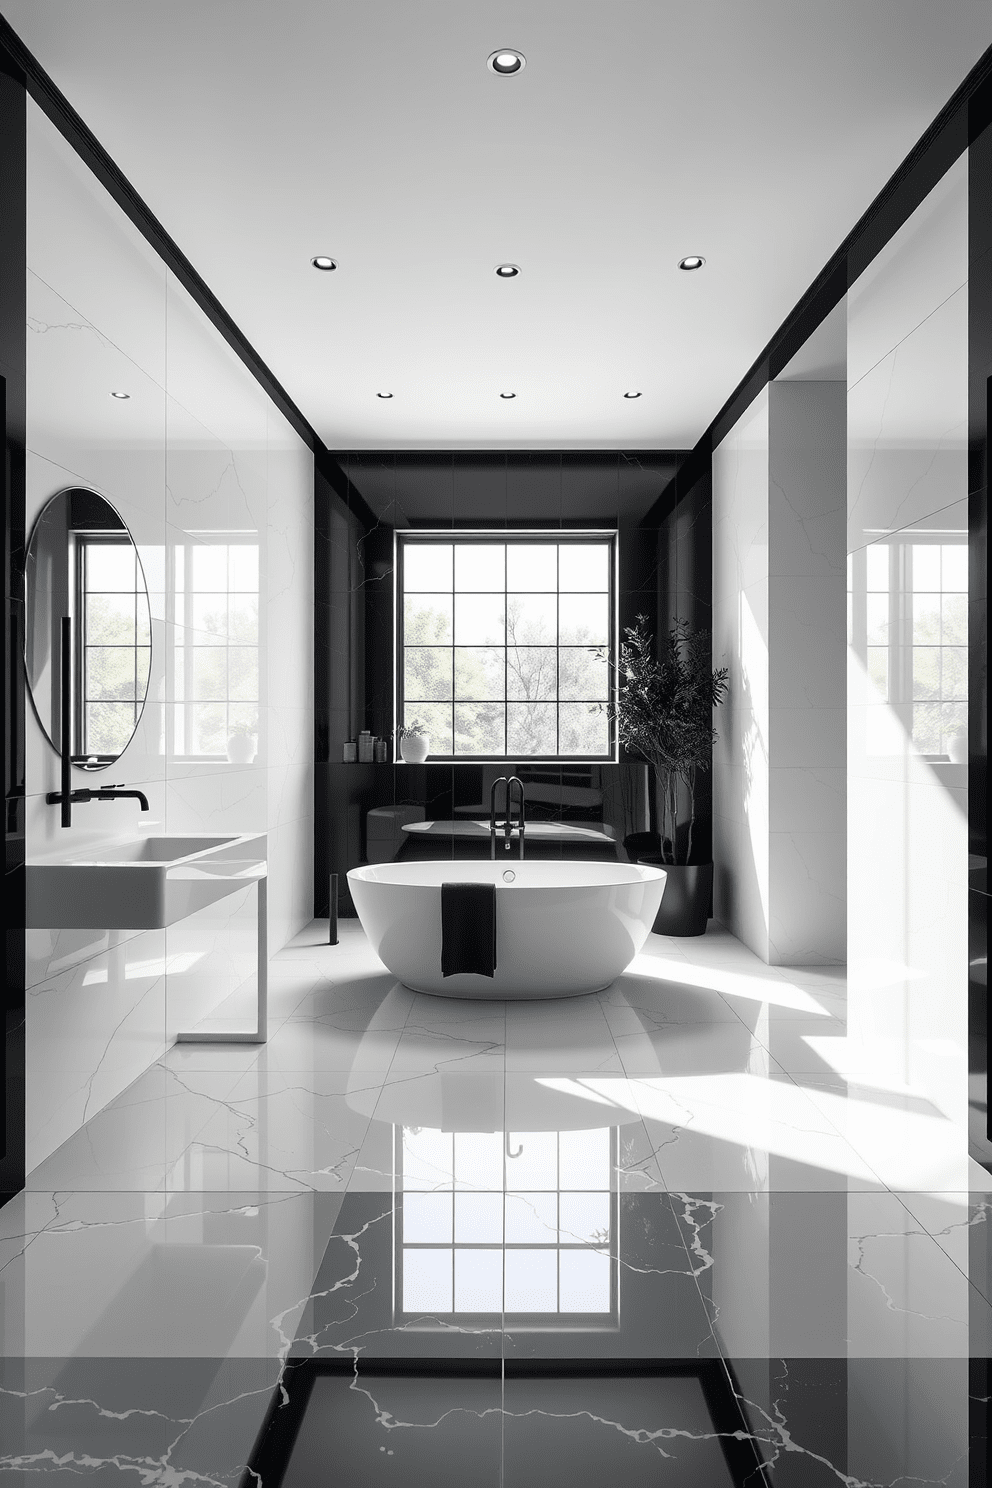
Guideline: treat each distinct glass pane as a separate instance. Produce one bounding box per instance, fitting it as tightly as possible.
[942,647,968,699]
[228,647,258,701]
[405,702,451,756]
[559,1250,610,1313]
[453,701,504,755]
[559,593,608,645]
[454,1249,502,1312]
[559,1192,611,1245]
[191,649,227,700]
[403,1128,453,1190]
[505,1191,557,1244]
[504,1132,556,1190]
[86,593,135,646]
[405,594,453,645]
[402,1193,452,1244]
[136,593,151,647]
[504,1249,556,1312]
[559,1128,609,1189]
[866,647,888,699]
[229,544,259,592]
[405,648,453,701]
[190,701,226,755]
[454,594,505,645]
[941,544,967,590]
[912,593,940,645]
[191,594,227,642]
[911,648,940,701]
[190,544,227,590]
[454,1192,503,1244]
[559,544,609,591]
[912,545,940,591]
[229,594,258,643]
[85,701,134,755]
[454,647,504,701]
[403,1249,452,1312]
[558,648,609,701]
[455,544,504,591]
[454,1132,503,1190]
[86,646,139,700]
[865,544,889,592]
[865,593,889,645]
[507,646,556,700]
[134,647,151,702]
[941,593,967,645]
[507,544,557,590]
[507,702,556,755]
[911,702,941,755]
[405,543,452,591]
[506,594,556,645]
[228,701,257,736]
[86,543,135,591]
[559,702,609,755]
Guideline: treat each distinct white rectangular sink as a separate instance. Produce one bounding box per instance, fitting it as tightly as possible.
[26,833,267,929]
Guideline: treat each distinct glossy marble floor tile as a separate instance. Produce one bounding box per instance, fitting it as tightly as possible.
[4,918,989,1484]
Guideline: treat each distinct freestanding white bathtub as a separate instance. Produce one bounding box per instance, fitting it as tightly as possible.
[347,860,667,998]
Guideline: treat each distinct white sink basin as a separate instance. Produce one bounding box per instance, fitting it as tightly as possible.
[26,833,267,929]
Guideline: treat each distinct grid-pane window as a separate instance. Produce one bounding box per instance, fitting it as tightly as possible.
[81,538,151,756]
[397,1127,616,1321]
[909,542,967,755]
[173,540,260,757]
[399,534,615,759]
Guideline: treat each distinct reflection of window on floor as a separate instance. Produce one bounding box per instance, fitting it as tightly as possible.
[397,533,616,760]
[853,535,967,757]
[172,539,259,758]
[396,1127,617,1323]
[80,537,151,756]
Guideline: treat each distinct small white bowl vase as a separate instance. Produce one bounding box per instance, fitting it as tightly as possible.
[226,733,256,764]
[400,733,429,764]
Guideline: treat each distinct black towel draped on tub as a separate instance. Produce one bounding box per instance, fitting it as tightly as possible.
[441,882,497,977]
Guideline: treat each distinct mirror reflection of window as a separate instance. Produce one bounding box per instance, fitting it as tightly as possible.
[80,538,151,757]
[171,537,260,759]
[396,1127,617,1323]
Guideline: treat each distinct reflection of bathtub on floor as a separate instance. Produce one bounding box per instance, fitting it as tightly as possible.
[347,860,666,998]
[396,818,621,861]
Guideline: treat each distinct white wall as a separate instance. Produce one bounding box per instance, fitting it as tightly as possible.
[846,155,969,1140]
[24,104,314,1172]
[711,375,846,965]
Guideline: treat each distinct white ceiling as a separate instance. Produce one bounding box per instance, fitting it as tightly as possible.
[4,1,990,451]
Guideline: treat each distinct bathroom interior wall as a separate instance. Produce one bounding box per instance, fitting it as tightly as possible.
[23,103,314,1172]
[846,153,970,1144]
[313,451,698,915]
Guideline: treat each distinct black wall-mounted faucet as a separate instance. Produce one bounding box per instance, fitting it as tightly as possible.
[46,783,150,827]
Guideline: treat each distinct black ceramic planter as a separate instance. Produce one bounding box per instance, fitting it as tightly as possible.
[638,858,713,936]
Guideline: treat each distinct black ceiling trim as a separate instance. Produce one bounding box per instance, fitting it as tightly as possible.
[0,14,322,459]
[660,42,992,507]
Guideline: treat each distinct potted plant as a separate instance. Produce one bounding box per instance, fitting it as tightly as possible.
[398,718,430,764]
[602,616,728,935]
[226,718,258,764]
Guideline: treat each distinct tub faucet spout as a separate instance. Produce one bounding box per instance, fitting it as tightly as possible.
[490,776,526,859]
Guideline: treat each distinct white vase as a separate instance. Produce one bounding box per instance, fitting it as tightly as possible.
[226,733,255,764]
[948,730,968,764]
[400,733,429,764]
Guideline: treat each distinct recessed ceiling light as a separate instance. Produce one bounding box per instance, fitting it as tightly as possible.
[377,392,393,399]
[678,255,705,271]
[623,391,642,399]
[499,392,516,399]
[488,49,525,75]
[495,263,520,278]
[311,255,337,271]
[109,390,130,399]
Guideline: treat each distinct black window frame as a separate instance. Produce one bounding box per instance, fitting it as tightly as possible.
[395,529,618,764]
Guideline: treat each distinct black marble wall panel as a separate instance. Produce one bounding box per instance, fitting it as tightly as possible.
[969,117,991,1170]
[1,49,26,1203]
[313,451,706,915]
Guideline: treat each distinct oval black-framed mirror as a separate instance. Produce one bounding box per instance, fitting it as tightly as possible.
[24,487,152,770]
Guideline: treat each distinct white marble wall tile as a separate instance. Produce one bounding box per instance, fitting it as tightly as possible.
[164,767,268,834]
[768,831,846,965]
[26,929,168,1173]
[768,380,846,579]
